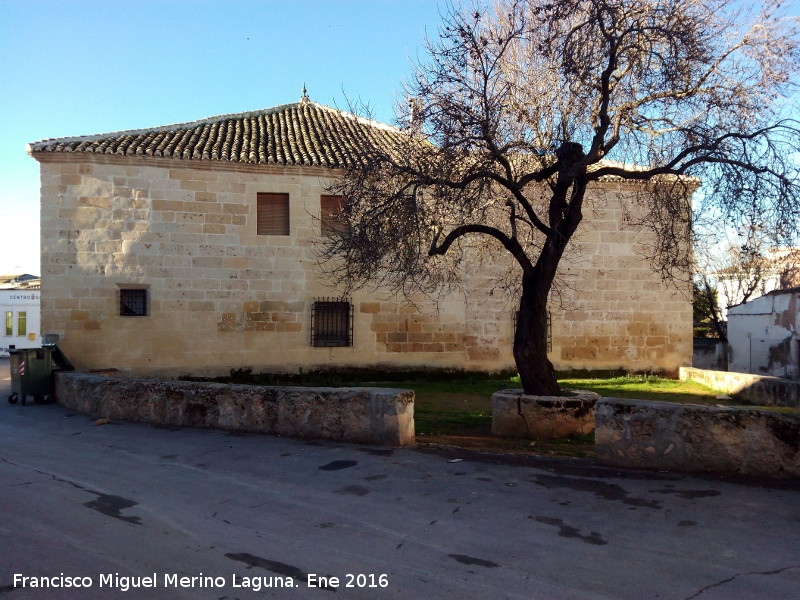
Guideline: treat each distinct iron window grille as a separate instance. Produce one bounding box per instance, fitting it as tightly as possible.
[120,289,148,316]
[513,310,552,353]
[311,298,353,347]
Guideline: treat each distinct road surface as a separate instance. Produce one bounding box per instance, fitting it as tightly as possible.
[1,358,799,599]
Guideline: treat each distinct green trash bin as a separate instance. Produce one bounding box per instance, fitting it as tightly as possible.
[8,347,54,405]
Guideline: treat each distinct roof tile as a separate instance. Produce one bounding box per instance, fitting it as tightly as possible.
[28,101,404,168]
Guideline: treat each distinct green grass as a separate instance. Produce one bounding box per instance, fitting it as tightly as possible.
[186,370,757,456]
[363,378,516,438]
[558,375,721,404]
[394,378,517,397]
[407,375,723,437]
[413,392,494,436]
[405,375,723,457]
[382,374,723,404]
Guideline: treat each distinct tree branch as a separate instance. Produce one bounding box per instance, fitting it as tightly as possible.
[429,223,535,274]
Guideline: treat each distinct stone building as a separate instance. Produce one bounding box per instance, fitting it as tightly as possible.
[28,97,693,377]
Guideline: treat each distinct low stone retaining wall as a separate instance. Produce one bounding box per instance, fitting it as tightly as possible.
[55,372,415,446]
[491,390,599,439]
[595,398,800,478]
[680,366,800,408]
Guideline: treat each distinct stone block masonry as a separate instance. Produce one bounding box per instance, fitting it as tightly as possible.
[55,372,415,446]
[491,390,598,439]
[595,398,800,478]
[36,154,690,377]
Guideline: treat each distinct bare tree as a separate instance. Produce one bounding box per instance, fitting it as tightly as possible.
[319,0,800,395]
[694,209,800,341]
[694,212,771,341]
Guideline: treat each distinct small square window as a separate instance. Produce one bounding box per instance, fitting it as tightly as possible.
[120,289,148,316]
[311,298,353,347]
[257,193,290,235]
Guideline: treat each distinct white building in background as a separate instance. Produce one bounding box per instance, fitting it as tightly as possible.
[727,287,800,378]
[0,275,42,357]
[713,247,800,320]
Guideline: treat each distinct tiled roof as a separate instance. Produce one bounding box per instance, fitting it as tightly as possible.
[27,98,406,168]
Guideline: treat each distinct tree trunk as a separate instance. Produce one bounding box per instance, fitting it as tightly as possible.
[514,274,560,396]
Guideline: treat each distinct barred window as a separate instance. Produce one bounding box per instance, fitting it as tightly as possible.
[320,195,348,236]
[257,193,290,235]
[120,289,148,317]
[311,298,353,347]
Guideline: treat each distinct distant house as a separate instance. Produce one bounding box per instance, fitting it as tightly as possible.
[0,275,42,357]
[727,288,800,378]
[713,247,800,320]
[27,95,693,377]
[1,274,39,286]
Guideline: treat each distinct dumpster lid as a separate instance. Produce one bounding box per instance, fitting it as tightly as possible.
[42,343,75,371]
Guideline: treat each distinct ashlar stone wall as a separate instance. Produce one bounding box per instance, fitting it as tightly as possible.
[38,154,691,377]
[595,397,800,478]
[55,371,415,446]
[550,183,692,372]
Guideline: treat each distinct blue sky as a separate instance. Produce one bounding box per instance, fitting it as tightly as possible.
[0,0,444,274]
[2,1,797,276]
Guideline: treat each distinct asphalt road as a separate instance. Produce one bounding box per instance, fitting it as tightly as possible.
[1,358,799,600]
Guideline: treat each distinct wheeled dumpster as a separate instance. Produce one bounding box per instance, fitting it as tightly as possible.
[8,347,53,405]
[7,344,73,405]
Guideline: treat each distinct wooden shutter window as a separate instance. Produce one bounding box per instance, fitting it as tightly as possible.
[257,193,290,235]
[320,195,347,236]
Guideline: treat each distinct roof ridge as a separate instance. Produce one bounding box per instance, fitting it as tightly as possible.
[27,101,400,151]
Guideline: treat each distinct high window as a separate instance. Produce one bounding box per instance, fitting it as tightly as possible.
[257,193,290,236]
[17,312,26,336]
[120,289,148,316]
[4,311,11,336]
[311,298,353,347]
[320,195,347,236]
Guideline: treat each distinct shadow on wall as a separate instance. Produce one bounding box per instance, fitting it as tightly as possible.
[680,366,800,408]
[692,338,728,371]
